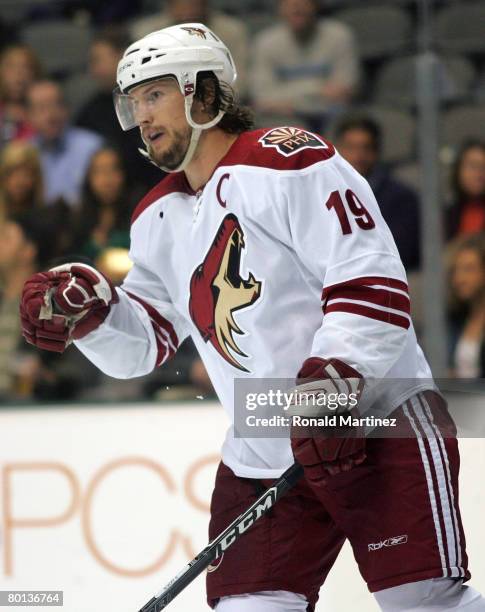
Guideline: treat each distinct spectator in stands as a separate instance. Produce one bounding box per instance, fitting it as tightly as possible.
[0,211,60,399]
[335,114,421,271]
[446,140,485,240]
[250,0,359,131]
[447,233,485,378]
[76,28,162,190]
[0,44,42,146]
[27,79,103,207]
[72,147,141,260]
[130,0,249,98]
[0,141,44,218]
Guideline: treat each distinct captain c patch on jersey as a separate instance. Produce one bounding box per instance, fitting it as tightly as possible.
[259,127,328,157]
[189,214,262,372]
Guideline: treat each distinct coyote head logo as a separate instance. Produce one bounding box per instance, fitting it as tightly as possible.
[181,26,207,39]
[189,214,262,372]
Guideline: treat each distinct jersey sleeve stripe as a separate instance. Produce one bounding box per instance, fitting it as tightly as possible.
[321,276,409,301]
[325,297,411,321]
[125,291,179,364]
[155,324,178,354]
[325,286,411,315]
[153,330,172,366]
[126,291,179,348]
[321,276,411,328]
[324,301,411,329]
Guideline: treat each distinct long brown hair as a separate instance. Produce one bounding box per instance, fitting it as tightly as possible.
[0,141,44,218]
[450,140,485,203]
[447,232,485,314]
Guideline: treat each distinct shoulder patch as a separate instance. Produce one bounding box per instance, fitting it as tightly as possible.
[216,128,335,173]
[258,127,328,157]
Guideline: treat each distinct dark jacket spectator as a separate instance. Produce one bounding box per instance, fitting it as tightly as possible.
[367,166,421,272]
[0,18,16,54]
[75,28,162,191]
[447,233,485,378]
[335,114,421,271]
[446,141,485,240]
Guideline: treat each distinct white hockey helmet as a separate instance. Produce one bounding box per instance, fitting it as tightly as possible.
[114,23,237,172]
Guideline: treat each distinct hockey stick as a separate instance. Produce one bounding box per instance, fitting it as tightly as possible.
[137,462,304,612]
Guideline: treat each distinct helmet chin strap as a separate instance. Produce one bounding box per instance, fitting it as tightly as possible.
[138,91,226,174]
[138,124,203,173]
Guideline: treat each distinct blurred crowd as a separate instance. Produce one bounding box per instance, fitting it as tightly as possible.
[1,0,485,403]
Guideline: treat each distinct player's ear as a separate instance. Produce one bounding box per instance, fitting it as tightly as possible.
[190,97,209,124]
[201,78,216,109]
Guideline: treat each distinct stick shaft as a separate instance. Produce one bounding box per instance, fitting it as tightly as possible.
[138,462,304,612]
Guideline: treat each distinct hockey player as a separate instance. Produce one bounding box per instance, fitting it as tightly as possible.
[19,24,485,611]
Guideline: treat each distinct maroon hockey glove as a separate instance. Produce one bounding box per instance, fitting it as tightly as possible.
[20,263,118,353]
[290,357,366,487]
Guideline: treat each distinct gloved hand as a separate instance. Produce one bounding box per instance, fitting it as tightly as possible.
[290,356,366,487]
[20,262,118,353]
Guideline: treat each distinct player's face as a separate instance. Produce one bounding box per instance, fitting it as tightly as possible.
[130,78,192,171]
[451,248,485,303]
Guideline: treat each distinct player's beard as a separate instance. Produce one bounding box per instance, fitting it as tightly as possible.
[145,125,192,170]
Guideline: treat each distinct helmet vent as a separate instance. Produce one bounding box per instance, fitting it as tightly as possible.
[141,56,152,64]
[126,48,139,55]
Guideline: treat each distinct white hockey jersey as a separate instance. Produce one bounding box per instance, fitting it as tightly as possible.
[76,127,433,478]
